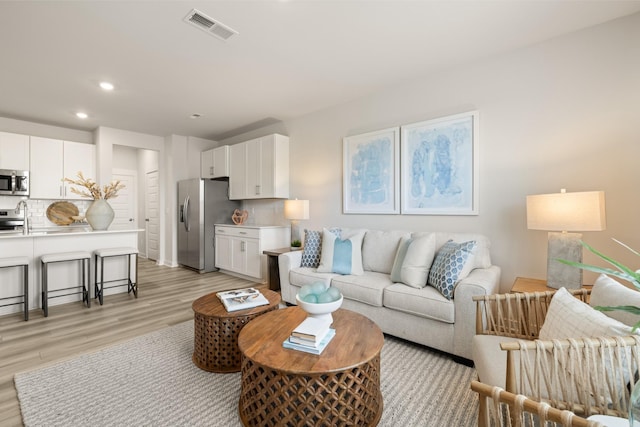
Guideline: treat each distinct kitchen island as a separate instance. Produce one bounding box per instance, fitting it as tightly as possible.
[0,227,143,317]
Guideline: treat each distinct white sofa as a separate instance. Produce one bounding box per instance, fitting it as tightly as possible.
[279,228,501,360]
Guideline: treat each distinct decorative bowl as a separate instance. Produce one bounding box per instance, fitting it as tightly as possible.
[296,293,343,323]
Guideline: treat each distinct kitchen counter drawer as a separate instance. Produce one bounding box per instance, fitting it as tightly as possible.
[214,225,260,239]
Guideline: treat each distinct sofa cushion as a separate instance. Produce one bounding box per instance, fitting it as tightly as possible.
[330,271,390,307]
[590,273,640,327]
[362,230,410,274]
[317,229,365,275]
[289,267,338,289]
[300,228,341,268]
[383,283,454,323]
[427,240,476,299]
[395,234,436,288]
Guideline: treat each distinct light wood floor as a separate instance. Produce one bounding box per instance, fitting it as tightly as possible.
[0,258,262,427]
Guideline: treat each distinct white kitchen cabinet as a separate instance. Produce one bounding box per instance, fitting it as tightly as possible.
[0,132,29,170]
[214,225,289,281]
[30,137,95,200]
[228,134,289,200]
[201,145,230,179]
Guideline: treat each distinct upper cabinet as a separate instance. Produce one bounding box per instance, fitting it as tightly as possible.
[30,137,95,200]
[0,132,30,170]
[228,134,289,200]
[201,145,230,179]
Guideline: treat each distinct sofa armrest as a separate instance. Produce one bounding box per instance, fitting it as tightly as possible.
[452,265,501,360]
[278,250,303,304]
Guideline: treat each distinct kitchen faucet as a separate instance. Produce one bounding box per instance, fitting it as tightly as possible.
[15,199,29,234]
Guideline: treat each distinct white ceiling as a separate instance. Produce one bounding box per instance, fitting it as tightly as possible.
[1,1,639,141]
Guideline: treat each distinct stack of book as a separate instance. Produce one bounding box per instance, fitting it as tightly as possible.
[283,316,336,355]
[217,288,269,312]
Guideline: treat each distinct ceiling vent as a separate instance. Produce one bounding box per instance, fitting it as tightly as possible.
[184,9,238,41]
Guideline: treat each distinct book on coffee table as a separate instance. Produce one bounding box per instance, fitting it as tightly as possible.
[290,316,332,341]
[283,328,336,355]
[217,288,269,312]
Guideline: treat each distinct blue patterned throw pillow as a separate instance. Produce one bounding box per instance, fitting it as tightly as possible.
[427,240,476,300]
[300,228,341,268]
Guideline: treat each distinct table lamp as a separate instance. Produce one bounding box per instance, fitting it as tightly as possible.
[526,189,606,289]
[284,199,309,248]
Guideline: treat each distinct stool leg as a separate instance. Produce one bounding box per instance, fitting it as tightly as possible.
[23,264,28,321]
[99,256,104,305]
[83,258,90,308]
[94,254,97,300]
[42,261,48,318]
[133,254,138,298]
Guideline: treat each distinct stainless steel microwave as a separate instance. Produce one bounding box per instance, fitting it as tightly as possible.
[0,169,29,196]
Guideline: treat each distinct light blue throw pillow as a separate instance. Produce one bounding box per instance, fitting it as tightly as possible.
[317,229,365,275]
[427,240,476,299]
[300,228,341,268]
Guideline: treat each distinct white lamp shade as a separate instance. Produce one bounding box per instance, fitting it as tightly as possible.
[526,191,606,232]
[284,199,310,220]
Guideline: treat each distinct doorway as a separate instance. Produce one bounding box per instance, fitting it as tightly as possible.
[145,170,160,261]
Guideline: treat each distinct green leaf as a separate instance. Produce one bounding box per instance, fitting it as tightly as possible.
[581,240,638,279]
[613,238,640,258]
[555,259,639,288]
[594,305,640,315]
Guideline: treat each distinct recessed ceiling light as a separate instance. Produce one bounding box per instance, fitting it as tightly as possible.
[190,113,202,119]
[76,112,88,119]
[99,81,114,91]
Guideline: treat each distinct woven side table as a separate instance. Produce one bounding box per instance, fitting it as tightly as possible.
[192,288,280,373]
[238,307,384,426]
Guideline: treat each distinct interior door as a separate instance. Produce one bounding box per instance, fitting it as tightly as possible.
[145,170,160,261]
[111,171,136,228]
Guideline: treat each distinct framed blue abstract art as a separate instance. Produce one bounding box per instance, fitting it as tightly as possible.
[400,111,479,215]
[343,127,400,214]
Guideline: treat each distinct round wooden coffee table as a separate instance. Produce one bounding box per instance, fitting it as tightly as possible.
[192,288,280,373]
[238,307,384,426]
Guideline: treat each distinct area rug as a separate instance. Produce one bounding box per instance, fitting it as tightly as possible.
[15,321,478,426]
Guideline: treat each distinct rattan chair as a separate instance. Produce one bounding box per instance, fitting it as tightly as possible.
[473,289,640,418]
[471,380,604,427]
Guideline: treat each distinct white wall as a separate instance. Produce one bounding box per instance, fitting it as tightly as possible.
[223,12,640,292]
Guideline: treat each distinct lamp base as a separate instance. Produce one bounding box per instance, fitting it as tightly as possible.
[290,220,301,246]
[546,232,583,289]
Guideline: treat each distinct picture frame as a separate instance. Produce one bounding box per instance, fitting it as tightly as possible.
[343,127,400,214]
[400,111,479,215]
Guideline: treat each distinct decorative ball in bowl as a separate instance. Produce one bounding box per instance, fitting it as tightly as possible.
[296,282,343,323]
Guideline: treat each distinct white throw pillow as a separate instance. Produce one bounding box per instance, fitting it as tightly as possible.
[390,236,411,283]
[317,228,365,275]
[590,274,640,328]
[399,234,436,288]
[540,287,634,340]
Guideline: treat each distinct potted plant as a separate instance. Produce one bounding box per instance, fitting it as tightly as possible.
[557,238,640,330]
[291,239,302,251]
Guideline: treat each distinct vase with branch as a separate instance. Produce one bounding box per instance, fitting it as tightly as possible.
[63,172,125,230]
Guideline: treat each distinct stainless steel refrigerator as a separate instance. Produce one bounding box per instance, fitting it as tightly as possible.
[177,178,240,272]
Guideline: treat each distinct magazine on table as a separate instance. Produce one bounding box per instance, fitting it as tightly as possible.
[216,288,269,312]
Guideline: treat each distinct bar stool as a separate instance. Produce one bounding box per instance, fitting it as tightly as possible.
[0,257,29,321]
[41,251,91,317]
[94,247,138,305]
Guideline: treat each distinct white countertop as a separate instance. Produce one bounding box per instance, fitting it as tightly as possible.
[0,226,144,239]
[214,223,288,229]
